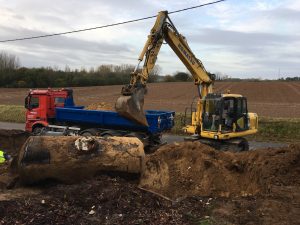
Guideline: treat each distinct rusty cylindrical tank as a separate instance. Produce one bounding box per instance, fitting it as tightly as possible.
[13,136,145,184]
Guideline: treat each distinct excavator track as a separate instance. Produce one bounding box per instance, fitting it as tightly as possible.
[184,136,249,152]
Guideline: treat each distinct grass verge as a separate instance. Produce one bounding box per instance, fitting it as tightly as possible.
[249,117,300,143]
[171,114,300,143]
[0,105,26,123]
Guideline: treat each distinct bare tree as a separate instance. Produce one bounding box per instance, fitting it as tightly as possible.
[148,65,161,83]
[0,51,20,71]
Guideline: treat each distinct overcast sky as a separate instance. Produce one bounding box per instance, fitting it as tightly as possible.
[0,0,299,79]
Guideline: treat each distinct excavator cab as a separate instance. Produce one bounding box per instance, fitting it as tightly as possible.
[202,94,249,133]
[184,93,258,140]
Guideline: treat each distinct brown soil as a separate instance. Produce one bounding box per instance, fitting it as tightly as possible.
[140,142,300,200]
[1,81,299,118]
[0,135,299,224]
[0,174,299,225]
[85,102,114,111]
[0,129,29,156]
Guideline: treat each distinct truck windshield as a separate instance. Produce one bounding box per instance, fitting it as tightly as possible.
[55,97,65,104]
[30,97,39,109]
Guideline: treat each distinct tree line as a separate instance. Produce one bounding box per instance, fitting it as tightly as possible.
[0,52,196,88]
[0,52,298,88]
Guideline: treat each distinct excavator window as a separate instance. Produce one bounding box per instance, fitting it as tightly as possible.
[221,98,235,131]
[236,97,248,131]
[221,97,248,132]
[202,98,221,131]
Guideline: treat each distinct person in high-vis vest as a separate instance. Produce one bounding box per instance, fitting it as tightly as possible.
[0,150,6,163]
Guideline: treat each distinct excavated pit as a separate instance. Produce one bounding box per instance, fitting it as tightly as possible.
[140,142,300,200]
[0,129,299,225]
[0,129,29,156]
[0,128,299,202]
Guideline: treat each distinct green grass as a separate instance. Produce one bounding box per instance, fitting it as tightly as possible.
[197,219,214,225]
[171,114,300,143]
[250,117,300,143]
[171,113,187,135]
[0,105,26,123]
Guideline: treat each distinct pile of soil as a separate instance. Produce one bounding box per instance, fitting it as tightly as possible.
[0,129,29,155]
[1,137,299,224]
[85,102,114,111]
[140,142,300,200]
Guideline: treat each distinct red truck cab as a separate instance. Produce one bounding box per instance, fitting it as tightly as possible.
[25,88,74,133]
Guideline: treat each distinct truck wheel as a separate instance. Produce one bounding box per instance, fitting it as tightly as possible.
[80,129,98,136]
[124,132,139,138]
[81,131,93,136]
[33,126,44,135]
[101,133,113,138]
[101,131,121,138]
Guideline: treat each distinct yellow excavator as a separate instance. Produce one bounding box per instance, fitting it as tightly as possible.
[116,11,258,151]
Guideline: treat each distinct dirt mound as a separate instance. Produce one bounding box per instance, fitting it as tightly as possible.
[0,129,29,155]
[140,142,300,200]
[1,140,299,224]
[85,102,114,111]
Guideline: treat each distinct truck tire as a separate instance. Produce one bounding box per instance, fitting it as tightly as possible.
[32,125,44,136]
[80,129,99,136]
[124,132,139,138]
[101,133,113,138]
[81,131,93,136]
[100,131,122,138]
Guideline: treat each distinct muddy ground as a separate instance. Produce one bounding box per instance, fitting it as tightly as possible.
[1,174,298,225]
[0,130,300,225]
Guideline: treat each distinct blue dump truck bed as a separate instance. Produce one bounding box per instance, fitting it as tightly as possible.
[56,107,175,134]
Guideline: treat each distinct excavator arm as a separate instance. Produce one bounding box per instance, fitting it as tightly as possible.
[116,11,214,126]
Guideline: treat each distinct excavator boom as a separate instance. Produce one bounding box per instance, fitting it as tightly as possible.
[115,11,213,126]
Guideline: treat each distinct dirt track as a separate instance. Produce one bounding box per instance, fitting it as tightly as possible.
[0,122,24,130]
[0,81,299,118]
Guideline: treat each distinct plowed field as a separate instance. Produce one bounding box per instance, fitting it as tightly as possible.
[0,81,299,118]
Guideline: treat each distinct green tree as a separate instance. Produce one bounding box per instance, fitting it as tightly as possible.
[174,72,190,81]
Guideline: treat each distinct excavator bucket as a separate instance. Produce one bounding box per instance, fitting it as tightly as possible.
[115,86,148,126]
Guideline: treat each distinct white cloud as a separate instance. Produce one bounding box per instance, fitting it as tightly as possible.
[0,0,299,78]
